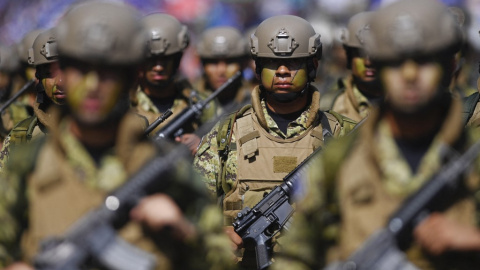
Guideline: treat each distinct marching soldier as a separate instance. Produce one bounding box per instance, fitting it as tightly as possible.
[195,26,252,113]
[327,11,382,122]
[193,15,356,268]
[133,13,217,154]
[0,28,64,170]
[0,45,32,146]
[0,2,233,270]
[274,1,480,269]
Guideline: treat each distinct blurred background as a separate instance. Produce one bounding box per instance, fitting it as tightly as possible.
[1,0,479,89]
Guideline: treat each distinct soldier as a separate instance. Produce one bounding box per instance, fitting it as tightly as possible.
[0,46,32,147]
[195,26,252,113]
[16,29,44,108]
[133,13,217,154]
[273,0,480,269]
[326,11,382,122]
[0,2,233,270]
[193,15,356,268]
[0,28,64,170]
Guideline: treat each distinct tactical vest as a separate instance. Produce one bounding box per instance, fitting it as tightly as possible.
[0,102,32,138]
[8,115,40,145]
[334,138,478,270]
[218,106,346,225]
[19,114,174,270]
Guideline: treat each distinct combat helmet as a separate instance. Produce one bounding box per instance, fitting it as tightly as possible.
[365,0,462,62]
[0,45,20,73]
[28,28,58,66]
[55,1,146,65]
[250,15,321,60]
[142,13,189,57]
[341,12,373,49]
[17,29,43,65]
[197,26,247,59]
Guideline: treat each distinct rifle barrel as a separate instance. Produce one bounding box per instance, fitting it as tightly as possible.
[0,79,35,113]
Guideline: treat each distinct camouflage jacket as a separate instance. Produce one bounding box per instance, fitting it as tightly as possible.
[193,85,357,198]
[330,75,371,122]
[273,98,480,270]
[0,109,234,270]
[0,102,54,171]
[132,78,218,135]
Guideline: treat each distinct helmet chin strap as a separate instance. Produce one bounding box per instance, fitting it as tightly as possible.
[265,83,310,103]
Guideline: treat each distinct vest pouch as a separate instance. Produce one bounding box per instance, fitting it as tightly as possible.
[223,180,283,225]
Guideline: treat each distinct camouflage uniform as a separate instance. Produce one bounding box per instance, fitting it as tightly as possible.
[273,97,480,270]
[329,75,371,122]
[194,85,356,197]
[0,102,54,170]
[194,84,355,268]
[0,108,234,270]
[132,78,218,135]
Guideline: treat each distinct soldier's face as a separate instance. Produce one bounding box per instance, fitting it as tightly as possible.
[260,58,308,94]
[63,63,128,125]
[381,58,443,114]
[351,49,375,82]
[203,58,242,90]
[39,62,65,105]
[143,55,177,87]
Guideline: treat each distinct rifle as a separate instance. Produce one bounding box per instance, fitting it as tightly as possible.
[143,109,173,135]
[325,139,480,270]
[0,79,35,113]
[34,145,191,270]
[154,71,242,141]
[231,116,366,270]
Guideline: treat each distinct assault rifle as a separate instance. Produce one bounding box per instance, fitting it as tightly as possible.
[33,145,191,270]
[230,116,365,270]
[154,71,242,141]
[0,79,35,113]
[325,140,480,270]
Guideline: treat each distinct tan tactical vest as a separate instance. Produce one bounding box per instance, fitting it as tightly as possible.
[20,114,174,270]
[222,107,341,224]
[331,103,480,269]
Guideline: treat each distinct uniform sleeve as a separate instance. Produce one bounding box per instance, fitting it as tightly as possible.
[0,160,29,267]
[193,123,222,198]
[0,134,12,172]
[272,156,332,270]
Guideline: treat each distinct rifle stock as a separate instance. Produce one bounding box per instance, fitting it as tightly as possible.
[154,71,242,141]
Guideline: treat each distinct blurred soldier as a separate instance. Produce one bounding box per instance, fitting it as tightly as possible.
[133,13,217,154]
[194,15,356,268]
[195,26,251,113]
[16,29,44,108]
[0,2,233,270]
[274,1,480,269]
[0,28,64,170]
[325,11,382,121]
[0,46,32,146]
